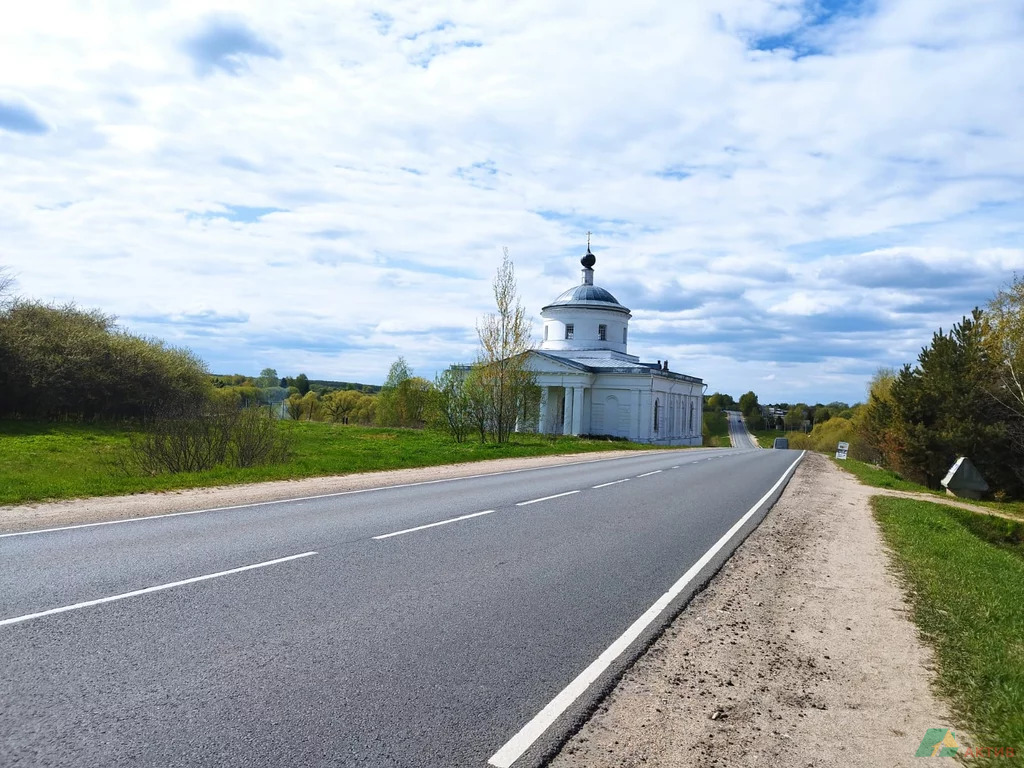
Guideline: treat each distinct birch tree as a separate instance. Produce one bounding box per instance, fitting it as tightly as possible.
[476,248,537,443]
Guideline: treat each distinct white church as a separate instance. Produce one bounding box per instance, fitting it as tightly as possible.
[523,246,705,446]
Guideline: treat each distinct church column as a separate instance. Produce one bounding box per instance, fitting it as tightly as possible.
[538,387,549,434]
[572,385,584,435]
[563,386,575,435]
[631,388,642,441]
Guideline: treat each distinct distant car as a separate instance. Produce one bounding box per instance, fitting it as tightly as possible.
[773,437,789,449]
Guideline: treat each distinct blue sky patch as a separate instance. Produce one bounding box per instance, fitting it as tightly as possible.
[0,100,49,135]
[182,17,281,76]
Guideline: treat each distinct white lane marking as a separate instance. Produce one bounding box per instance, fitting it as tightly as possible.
[0,551,318,628]
[1,453,688,539]
[373,510,495,540]
[637,470,662,477]
[487,451,806,768]
[592,479,629,489]
[516,491,580,507]
[671,465,680,469]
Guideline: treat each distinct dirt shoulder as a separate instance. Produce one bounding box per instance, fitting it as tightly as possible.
[0,449,655,534]
[551,451,960,768]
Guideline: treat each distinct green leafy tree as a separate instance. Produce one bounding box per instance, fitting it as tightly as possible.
[738,391,759,417]
[295,373,310,395]
[257,368,279,388]
[432,366,473,442]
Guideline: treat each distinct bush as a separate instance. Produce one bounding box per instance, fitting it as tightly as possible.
[121,404,290,475]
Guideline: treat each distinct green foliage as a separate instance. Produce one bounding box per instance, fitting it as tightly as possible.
[295,373,310,395]
[0,299,210,420]
[832,456,930,492]
[702,410,729,446]
[432,366,473,442]
[738,390,759,416]
[377,357,433,428]
[873,497,1024,756]
[256,368,279,388]
[0,419,660,505]
[704,392,734,411]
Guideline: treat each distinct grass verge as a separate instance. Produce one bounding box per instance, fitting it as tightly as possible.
[873,497,1024,762]
[0,419,661,506]
[750,429,787,449]
[833,456,935,493]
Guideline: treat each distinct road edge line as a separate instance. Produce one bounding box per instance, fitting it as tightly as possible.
[487,451,806,768]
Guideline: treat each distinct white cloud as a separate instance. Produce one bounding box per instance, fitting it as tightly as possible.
[0,0,1021,403]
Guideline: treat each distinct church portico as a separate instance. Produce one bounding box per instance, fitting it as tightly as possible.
[522,244,704,446]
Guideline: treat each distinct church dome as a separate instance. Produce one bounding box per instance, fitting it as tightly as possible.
[548,284,623,307]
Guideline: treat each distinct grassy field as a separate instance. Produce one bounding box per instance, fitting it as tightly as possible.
[873,497,1024,761]
[0,419,661,506]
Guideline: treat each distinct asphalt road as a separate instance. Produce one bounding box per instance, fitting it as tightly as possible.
[2,446,802,768]
[726,409,760,449]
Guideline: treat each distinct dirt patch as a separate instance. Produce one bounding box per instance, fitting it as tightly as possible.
[0,449,655,534]
[550,451,961,768]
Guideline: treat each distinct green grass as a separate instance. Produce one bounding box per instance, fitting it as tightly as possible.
[750,429,787,449]
[833,456,935,493]
[873,497,1024,763]
[0,419,662,506]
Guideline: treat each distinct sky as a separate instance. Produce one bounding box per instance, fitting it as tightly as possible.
[2,0,1022,405]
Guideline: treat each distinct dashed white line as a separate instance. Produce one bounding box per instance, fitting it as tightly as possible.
[636,470,662,478]
[373,510,495,540]
[671,465,680,469]
[487,451,806,768]
[592,479,629,489]
[0,551,318,628]
[516,490,580,506]
[1,453,670,539]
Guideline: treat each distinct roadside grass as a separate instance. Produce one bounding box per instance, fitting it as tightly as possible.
[835,456,1024,520]
[833,456,934,493]
[873,497,1024,762]
[702,411,730,447]
[750,429,787,449]
[0,419,662,506]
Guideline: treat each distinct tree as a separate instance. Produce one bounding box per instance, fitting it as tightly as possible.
[738,391,759,417]
[476,248,537,443]
[295,373,310,395]
[0,299,209,420]
[432,366,473,442]
[257,368,279,388]
[985,275,1024,484]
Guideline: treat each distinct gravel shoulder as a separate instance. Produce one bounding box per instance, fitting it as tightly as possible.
[0,449,655,534]
[551,451,961,768]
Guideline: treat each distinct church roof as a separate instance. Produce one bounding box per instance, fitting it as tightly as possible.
[541,244,630,313]
[549,284,623,306]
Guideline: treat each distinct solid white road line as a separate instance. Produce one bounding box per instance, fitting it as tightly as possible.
[0,453,685,539]
[0,551,318,628]
[515,491,580,507]
[487,452,806,768]
[592,479,629,489]
[636,470,662,477]
[372,510,495,540]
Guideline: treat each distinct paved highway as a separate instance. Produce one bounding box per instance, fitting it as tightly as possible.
[2,446,802,768]
[726,409,760,449]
